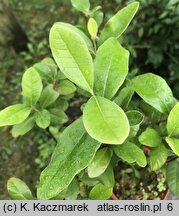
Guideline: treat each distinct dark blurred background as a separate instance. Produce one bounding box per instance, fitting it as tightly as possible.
[0,0,179,199]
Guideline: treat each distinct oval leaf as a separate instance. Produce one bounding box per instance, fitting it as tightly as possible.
[166,159,179,196]
[113,142,147,167]
[50,23,94,94]
[22,67,43,106]
[11,117,34,138]
[88,147,112,178]
[37,118,100,200]
[126,110,144,126]
[99,2,139,44]
[97,164,115,187]
[35,109,51,129]
[150,144,168,171]
[87,18,98,38]
[59,80,76,95]
[0,104,31,127]
[83,96,130,144]
[65,177,79,200]
[7,177,33,200]
[40,84,59,108]
[71,0,90,13]
[167,103,179,136]
[166,137,179,156]
[133,73,176,114]
[50,108,68,126]
[89,183,113,200]
[94,37,129,99]
[139,128,162,147]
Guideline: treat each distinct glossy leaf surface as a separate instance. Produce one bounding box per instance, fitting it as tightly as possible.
[166,137,179,156]
[167,103,179,136]
[88,148,112,178]
[83,96,130,144]
[0,104,31,127]
[94,37,129,99]
[22,67,43,106]
[99,2,139,44]
[89,183,113,200]
[133,73,176,113]
[7,177,33,200]
[50,23,94,94]
[113,142,147,167]
[37,118,100,200]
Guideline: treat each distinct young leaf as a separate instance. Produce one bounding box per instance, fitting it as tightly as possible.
[50,23,94,94]
[113,142,147,167]
[59,80,76,95]
[33,62,52,81]
[0,104,31,127]
[11,117,34,138]
[126,110,144,126]
[87,18,98,38]
[114,85,134,110]
[88,148,112,178]
[65,177,79,200]
[167,103,179,136]
[35,109,51,129]
[94,37,129,99]
[42,57,58,79]
[37,118,100,200]
[97,164,115,187]
[7,177,33,200]
[22,67,43,106]
[40,84,59,108]
[139,128,162,147]
[89,183,113,200]
[71,0,90,13]
[83,96,130,144]
[133,73,176,114]
[165,137,179,156]
[126,110,144,138]
[166,159,179,196]
[150,144,168,171]
[99,2,139,44]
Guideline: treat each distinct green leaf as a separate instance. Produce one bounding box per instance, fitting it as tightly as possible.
[133,73,176,114]
[37,118,100,200]
[59,80,76,95]
[166,137,179,156]
[83,96,129,144]
[139,128,162,147]
[11,117,34,137]
[0,104,31,127]
[7,177,33,200]
[97,164,115,187]
[114,85,134,110]
[126,110,144,126]
[126,110,144,138]
[50,108,68,126]
[167,103,179,136]
[166,159,179,196]
[71,0,90,13]
[113,142,147,167]
[42,57,58,79]
[40,84,59,108]
[92,11,103,26]
[89,183,113,200]
[150,144,168,171]
[88,148,112,178]
[87,18,98,38]
[50,23,94,94]
[99,2,139,44]
[35,109,51,129]
[22,67,43,106]
[94,37,129,99]
[33,62,52,81]
[65,177,79,200]
[59,22,94,54]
